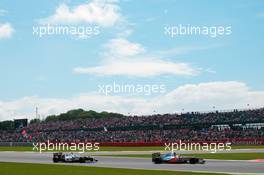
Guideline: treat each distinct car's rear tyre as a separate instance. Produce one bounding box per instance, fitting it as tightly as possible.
[189,158,198,164]
[153,158,162,164]
[79,158,85,163]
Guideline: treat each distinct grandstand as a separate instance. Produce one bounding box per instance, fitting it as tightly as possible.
[0,108,264,145]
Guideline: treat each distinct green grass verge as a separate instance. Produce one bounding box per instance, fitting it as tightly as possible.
[99,153,264,160]
[0,146,33,151]
[0,162,227,175]
[1,145,264,152]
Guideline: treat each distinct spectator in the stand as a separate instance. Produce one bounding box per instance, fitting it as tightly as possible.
[0,108,263,143]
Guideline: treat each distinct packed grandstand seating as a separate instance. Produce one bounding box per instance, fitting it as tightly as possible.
[0,108,264,143]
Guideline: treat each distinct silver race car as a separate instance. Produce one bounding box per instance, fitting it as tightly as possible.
[53,152,98,163]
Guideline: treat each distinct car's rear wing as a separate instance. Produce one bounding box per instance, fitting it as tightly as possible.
[152,152,161,162]
[53,152,63,158]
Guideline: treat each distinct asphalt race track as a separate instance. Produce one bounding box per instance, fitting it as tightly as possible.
[0,152,264,175]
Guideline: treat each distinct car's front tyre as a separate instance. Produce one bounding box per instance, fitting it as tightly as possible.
[53,158,59,163]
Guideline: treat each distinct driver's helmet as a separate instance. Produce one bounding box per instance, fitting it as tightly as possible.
[173,152,179,158]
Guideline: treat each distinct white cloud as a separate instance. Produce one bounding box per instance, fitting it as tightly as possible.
[1,81,263,121]
[40,0,121,27]
[127,81,264,114]
[74,59,197,77]
[73,38,199,77]
[154,45,220,57]
[0,94,145,121]
[0,23,14,39]
[157,81,264,113]
[104,38,145,57]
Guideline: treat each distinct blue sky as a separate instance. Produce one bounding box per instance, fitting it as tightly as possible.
[0,0,264,120]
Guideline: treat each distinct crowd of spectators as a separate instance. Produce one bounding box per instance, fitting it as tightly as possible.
[0,108,264,143]
[25,108,264,132]
[1,127,264,143]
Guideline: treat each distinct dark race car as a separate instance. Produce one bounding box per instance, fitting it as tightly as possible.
[53,152,98,163]
[152,152,205,164]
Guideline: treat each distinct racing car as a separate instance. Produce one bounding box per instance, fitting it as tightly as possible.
[152,152,205,164]
[53,152,98,163]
